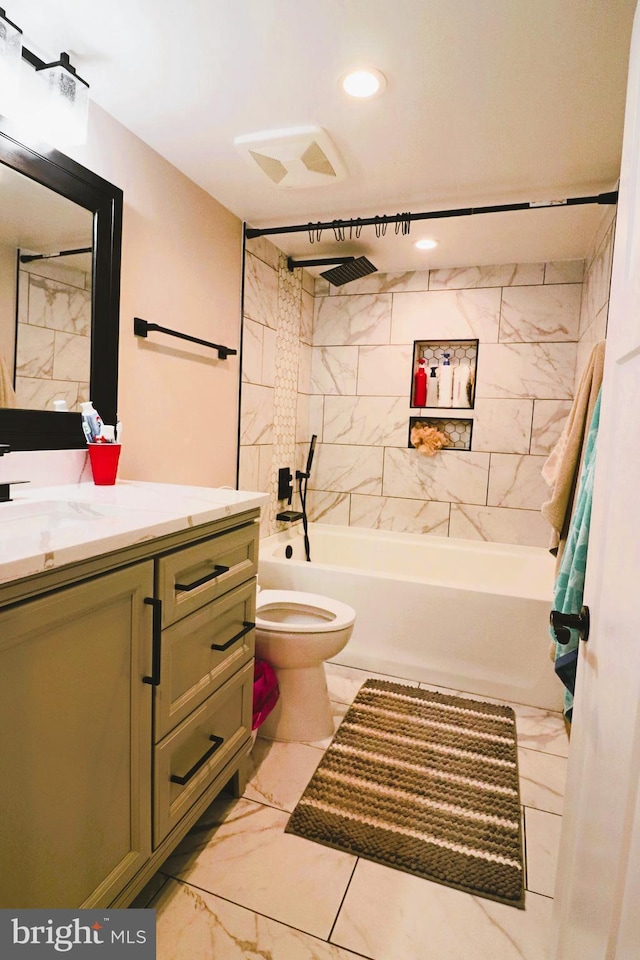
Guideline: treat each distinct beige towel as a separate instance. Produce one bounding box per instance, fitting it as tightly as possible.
[0,351,17,408]
[541,341,605,562]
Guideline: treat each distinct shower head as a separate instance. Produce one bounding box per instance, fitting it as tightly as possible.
[320,256,377,287]
[287,255,377,287]
[305,434,317,475]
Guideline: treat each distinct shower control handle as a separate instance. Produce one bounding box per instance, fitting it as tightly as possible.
[550,606,590,645]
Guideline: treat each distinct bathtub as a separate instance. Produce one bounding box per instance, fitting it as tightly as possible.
[258,523,561,711]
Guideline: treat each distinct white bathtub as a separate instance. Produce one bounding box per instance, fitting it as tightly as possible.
[258,523,561,711]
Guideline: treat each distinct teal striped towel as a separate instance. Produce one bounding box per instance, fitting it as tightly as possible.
[551,389,601,721]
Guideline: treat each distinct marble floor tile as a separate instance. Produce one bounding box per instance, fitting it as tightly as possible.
[244,738,324,812]
[512,706,569,758]
[153,878,364,960]
[150,662,561,957]
[525,808,562,898]
[517,748,567,815]
[160,796,356,939]
[331,858,553,960]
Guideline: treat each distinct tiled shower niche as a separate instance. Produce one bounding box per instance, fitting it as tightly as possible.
[408,416,474,452]
[410,339,478,409]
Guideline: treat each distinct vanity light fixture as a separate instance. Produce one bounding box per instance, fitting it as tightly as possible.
[0,7,90,146]
[25,50,90,146]
[0,7,23,119]
[341,68,387,99]
[414,238,439,250]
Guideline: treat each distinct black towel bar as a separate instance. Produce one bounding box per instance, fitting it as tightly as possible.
[134,317,237,360]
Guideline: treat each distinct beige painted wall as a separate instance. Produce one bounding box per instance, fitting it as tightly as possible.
[67,104,243,487]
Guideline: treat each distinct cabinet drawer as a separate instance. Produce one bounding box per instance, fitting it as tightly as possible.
[154,579,256,742]
[158,522,258,627]
[153,661,253,847]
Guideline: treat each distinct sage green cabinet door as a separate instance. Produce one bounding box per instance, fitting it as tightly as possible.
[0,562,154,908]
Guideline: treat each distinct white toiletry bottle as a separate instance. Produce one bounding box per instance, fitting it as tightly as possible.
[427,365,439,406]
[453,362,471,407]
[437,353,453,407]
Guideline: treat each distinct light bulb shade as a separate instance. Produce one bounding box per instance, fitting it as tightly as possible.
[0,8,23,119]
[35,55,89,146]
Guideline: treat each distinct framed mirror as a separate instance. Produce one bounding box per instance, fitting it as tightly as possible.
[0,116,122,450]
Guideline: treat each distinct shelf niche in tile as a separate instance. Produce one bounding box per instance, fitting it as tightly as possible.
[408,416,474,452]
[410,339,478,409]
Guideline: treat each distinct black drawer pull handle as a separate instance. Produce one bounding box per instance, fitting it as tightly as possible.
[143,597,162,686]
[175,565,230,592]
[170,735,225,785]
[211,621,255,651]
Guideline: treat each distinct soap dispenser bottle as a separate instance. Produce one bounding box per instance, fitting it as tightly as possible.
[437,353,453,407]
[453,362,471,407]
[427,365,439,406]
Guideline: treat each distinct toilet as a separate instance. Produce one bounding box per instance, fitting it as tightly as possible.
[254,589,356,742]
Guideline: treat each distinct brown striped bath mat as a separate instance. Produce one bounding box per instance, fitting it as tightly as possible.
[286,679,524,908]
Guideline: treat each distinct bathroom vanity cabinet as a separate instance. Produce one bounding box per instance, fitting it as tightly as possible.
[0,495,261,909]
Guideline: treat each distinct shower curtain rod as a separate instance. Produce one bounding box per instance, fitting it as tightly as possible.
[244,191,618,240]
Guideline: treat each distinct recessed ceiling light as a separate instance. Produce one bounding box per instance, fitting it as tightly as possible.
[414,238,439,250]
[341,68,386,99]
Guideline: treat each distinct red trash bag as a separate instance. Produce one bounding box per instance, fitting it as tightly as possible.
[252,659,280,730]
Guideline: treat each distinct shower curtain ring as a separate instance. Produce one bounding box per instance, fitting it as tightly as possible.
[355,220,363,239]
[308,222,315,244]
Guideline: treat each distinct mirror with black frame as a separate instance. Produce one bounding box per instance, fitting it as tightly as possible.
[0,117,122,450]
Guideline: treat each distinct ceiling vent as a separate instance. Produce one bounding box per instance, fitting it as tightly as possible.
[234,125,347,189]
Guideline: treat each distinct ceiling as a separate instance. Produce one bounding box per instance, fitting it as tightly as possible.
[6,0,638,275]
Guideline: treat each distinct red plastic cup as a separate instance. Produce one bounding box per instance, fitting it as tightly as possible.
[88,443,121,485]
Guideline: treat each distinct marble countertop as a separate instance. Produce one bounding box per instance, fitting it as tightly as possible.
[0,481,269,586]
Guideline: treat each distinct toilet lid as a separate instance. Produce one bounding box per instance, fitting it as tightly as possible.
[255,589,356,633]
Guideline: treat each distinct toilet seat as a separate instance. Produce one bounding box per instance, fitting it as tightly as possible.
[255,589,355,634]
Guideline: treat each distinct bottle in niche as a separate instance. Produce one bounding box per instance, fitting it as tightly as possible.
[453,362,471,407]
[427,365,439,406]
[437,352,453,407]
[413,358,427,406]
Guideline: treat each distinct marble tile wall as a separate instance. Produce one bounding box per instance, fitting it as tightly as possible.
[574,207,615,387]
[14,260,92,412]
[306,260,585,547]
[239,235,617,547]
[238,236,314,535]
